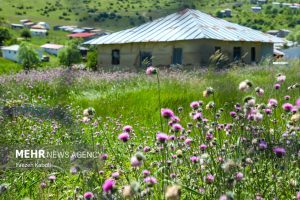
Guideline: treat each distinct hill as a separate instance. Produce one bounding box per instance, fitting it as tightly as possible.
[0,0,299,32]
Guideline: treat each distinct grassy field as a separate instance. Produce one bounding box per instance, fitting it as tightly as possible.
[0,62,299,199]
[0,0,299,31]
[0,57,22,74]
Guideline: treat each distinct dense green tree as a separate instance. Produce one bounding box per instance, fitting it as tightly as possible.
[86,49,98,71]
[0,27,11,45]
[18,42,40,71]
[58,41,81,68]
[21,29,31,40]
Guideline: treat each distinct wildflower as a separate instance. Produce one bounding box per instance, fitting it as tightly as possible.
[297,192,300,200]
[144,176,157,186]
[203,87,214,97]
[276,74,286,83]
[100,154,108,161]
[122,185,132,199]
[229,111,237,118]
[156,132,169,143]
[235,172,244,181]
[296,98,300,107]
[172,123,183,132]
[222,160,236,173]
[284,95,290,100]
[83,107,96,117]
[255,87,264,96]
[176,149,183,158]
[146,66,157,75]
[165,185,181,200]
[142,170,150,176]
[102,179,115,193]
[190,101,200,109]
[169,135,176,140]
[118,132,130,142]
[199,144,207,150]
[48,175,56,182]
[274,83,280,90]
[143,146,151,152]
[184,138,192,145]
[190,156,199,163]
[273,147,286,158]
[40,182,47,189]
[205,174,215,184]
[193,112,202,120]
[123,125,133,133]
[282,103,293,112]
[258,141,267,150]
[205,101,215,110]
[239,80,252,91]
[84,192,94,199]
[264,108,272,115]
[291,113,300,122]
[268,99,278,107]
[131,156,142,167]
[82,116,90,123]
[161,108,174,119]
[111,172,120,179]
[206,133,213,140]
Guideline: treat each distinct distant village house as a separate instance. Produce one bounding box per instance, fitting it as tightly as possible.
[67,33,96,41]
[1,45,20,62]
[30,29,48,37]
[41,44,64,56]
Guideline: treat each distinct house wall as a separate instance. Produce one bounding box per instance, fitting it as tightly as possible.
[97,39,273,68]
[43,48,61,55]
[31,31,47,37]
[1,49,18,62]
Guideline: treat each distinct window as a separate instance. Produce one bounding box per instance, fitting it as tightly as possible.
[112,49,120,65]
[251,47,256,62]
[215,46,221,52]
[172,48,182,64]
[233,47,241,60]
[140,51,152,67]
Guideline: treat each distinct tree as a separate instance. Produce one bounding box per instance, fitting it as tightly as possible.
[0,27,11,45]
[86,49,97,71]
[58,41,81,68]
[21,29,31,40]
[18,42,40,71]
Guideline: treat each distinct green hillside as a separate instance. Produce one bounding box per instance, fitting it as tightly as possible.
[0,0,299,32]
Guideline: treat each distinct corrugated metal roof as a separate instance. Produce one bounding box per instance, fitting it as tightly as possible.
[85,9,284,45]
[1,45,19,51]
[41,44,64,49]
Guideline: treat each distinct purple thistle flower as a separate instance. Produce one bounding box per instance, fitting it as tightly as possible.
[144,176,157,186]
[258,141,267,150]
[118,132,130,142]
[185,138,192,145]
[102,179,115,193]
[156,132,169,143]
[172,123,183,132]
[206,174,215,184]
[142,170,150,176]
[100,154,108,161]
[274,83,280,90]
[297,192,300,200]
[273,147,286,158]
[111,172,120,178]
[130,156,142,167]
[161,108,174,119]
[193,112,202,120]
[264,108,272,115]
[122,125,133,133]
[282,103,293,112]
[190,101,200,109]
[296,98,300,107]
[40,182,47,189]
[146,66,157,75]
[199,144,208,150]
[168,135,176,140]
[84,192,94,199]
[284,95,290,100]
[48,175,56,182]
[268,99,278,107]
[144,146,151,152]
[190,156,199,163]
[235,172,244,181]
[230,111,237,118]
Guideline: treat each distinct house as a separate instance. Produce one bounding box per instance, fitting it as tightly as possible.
[1,45,20,62]
[266,30,280,36]
[20,19,31,24]
[31,24,46,30]
[85,9,283,68]
[272,2,281,6]
[37,22,50,30]
[82,27,95,32]
[11,24,24,29]
[30,29,48,37]
[278,29,290,37]
[41,44,64,55]
[24,22,35,28]
[72,28,86,34]
[257,0,267,5]
[251,7,262,12]
[67,33,96,41]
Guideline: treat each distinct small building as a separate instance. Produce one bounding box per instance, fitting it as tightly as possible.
[41,44,64,55]
[1,45,20,62]
[272,2,281,6]
[31,24,46,30]
[282,3,292,7]
[30,29,48,37]
[67,32,96,41]
[257,0,267,5]
[24,22,35,28]
[251,6,262,13]
[20,19,31,24]
[72,28,86,34]
[249,0,257,4]
[266,30,279,36]
[85,9,283,68]
[11,24,24,29]
[82,27,95,32]
[278,29,290,38]
[37,22,50,30]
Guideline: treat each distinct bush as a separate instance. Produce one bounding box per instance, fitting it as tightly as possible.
[86,50,98,71]
[0,27,11,45]
[209,50,230,69]
[20,29,31,40]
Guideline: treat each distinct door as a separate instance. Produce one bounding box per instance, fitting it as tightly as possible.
[233,47,241,60]
[172,48,183,64]
[140,51,152,67]
[251,47,256,62]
